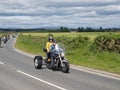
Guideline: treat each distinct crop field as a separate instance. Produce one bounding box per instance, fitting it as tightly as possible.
[16,32,120,74]
[22,32,120,40]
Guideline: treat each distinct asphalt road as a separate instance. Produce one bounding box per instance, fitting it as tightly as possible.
[0,37,120,90]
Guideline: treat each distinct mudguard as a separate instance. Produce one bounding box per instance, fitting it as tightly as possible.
[34,56,43,61]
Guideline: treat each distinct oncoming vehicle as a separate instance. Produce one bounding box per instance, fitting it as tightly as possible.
[34,43,70,73]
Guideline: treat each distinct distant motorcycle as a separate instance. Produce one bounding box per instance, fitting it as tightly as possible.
[34,43,70,73]
[0,37,1,46]
[3,36,8,43]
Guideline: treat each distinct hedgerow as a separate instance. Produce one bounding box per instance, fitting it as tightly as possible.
[90,34,120,53]
[56,35,89,50]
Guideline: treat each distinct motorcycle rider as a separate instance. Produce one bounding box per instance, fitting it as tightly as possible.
[49,40,57,67]
[0,36,1,46]
[46,36,53,60]
[3,35,7,43]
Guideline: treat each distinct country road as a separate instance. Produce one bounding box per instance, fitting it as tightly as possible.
[0,37,120,90]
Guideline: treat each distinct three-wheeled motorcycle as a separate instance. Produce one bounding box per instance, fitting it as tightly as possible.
[34,43,70,73]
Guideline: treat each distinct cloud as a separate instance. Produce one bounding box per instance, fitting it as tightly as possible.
[96,5,120,15]
[0,0,120,28]
[45,0,120,8]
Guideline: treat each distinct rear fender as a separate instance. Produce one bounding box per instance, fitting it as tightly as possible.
[34,56,43,61]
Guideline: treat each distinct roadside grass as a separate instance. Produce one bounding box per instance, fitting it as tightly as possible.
[67,50,120,74]
[16,34,46,56]
[16,32,120,74]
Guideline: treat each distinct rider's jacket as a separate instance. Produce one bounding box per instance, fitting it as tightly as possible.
[49,44,55,52]
[46,42,53,52]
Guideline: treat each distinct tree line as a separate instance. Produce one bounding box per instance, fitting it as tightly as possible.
[0,26,120,32]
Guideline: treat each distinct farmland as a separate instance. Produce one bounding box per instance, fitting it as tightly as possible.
[16,32,120,74]
[22,32,120,40]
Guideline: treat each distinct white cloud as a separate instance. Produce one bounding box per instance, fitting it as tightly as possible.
[0,0,120,28]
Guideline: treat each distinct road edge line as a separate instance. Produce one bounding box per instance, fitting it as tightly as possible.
[71,66,120,80]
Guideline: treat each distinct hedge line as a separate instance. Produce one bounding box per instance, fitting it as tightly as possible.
[90,34,120,53]
[55,35,89,50]
[18,34,120,54]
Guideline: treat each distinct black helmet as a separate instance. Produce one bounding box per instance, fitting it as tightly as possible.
[53,39,57,43]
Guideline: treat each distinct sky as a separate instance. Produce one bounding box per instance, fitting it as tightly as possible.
[0,0,120,29]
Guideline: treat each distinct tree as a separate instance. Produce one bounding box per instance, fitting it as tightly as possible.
[60,26,64,31]
[59,26,69,32]
[77,27,84,32]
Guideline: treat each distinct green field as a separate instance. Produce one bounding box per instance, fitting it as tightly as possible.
[22,32,120,40]
[16,32,120,74]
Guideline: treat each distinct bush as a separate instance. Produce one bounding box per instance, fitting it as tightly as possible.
[56,35,89,50]
[17,34,90,55]
[90,34,120,53]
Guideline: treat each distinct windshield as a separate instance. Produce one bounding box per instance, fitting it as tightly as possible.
[55,43,65,52]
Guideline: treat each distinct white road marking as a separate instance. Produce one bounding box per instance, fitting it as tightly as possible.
[0,61,4,64]
[17,70,67,90]
[72,67,120,80]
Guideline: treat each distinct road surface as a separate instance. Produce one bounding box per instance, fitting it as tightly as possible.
[0,37,120,90]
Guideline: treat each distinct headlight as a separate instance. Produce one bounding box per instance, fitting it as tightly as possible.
[61,52,65,57]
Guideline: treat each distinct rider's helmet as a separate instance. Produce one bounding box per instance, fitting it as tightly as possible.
[53,39,57,43]
[48,36,53,42]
